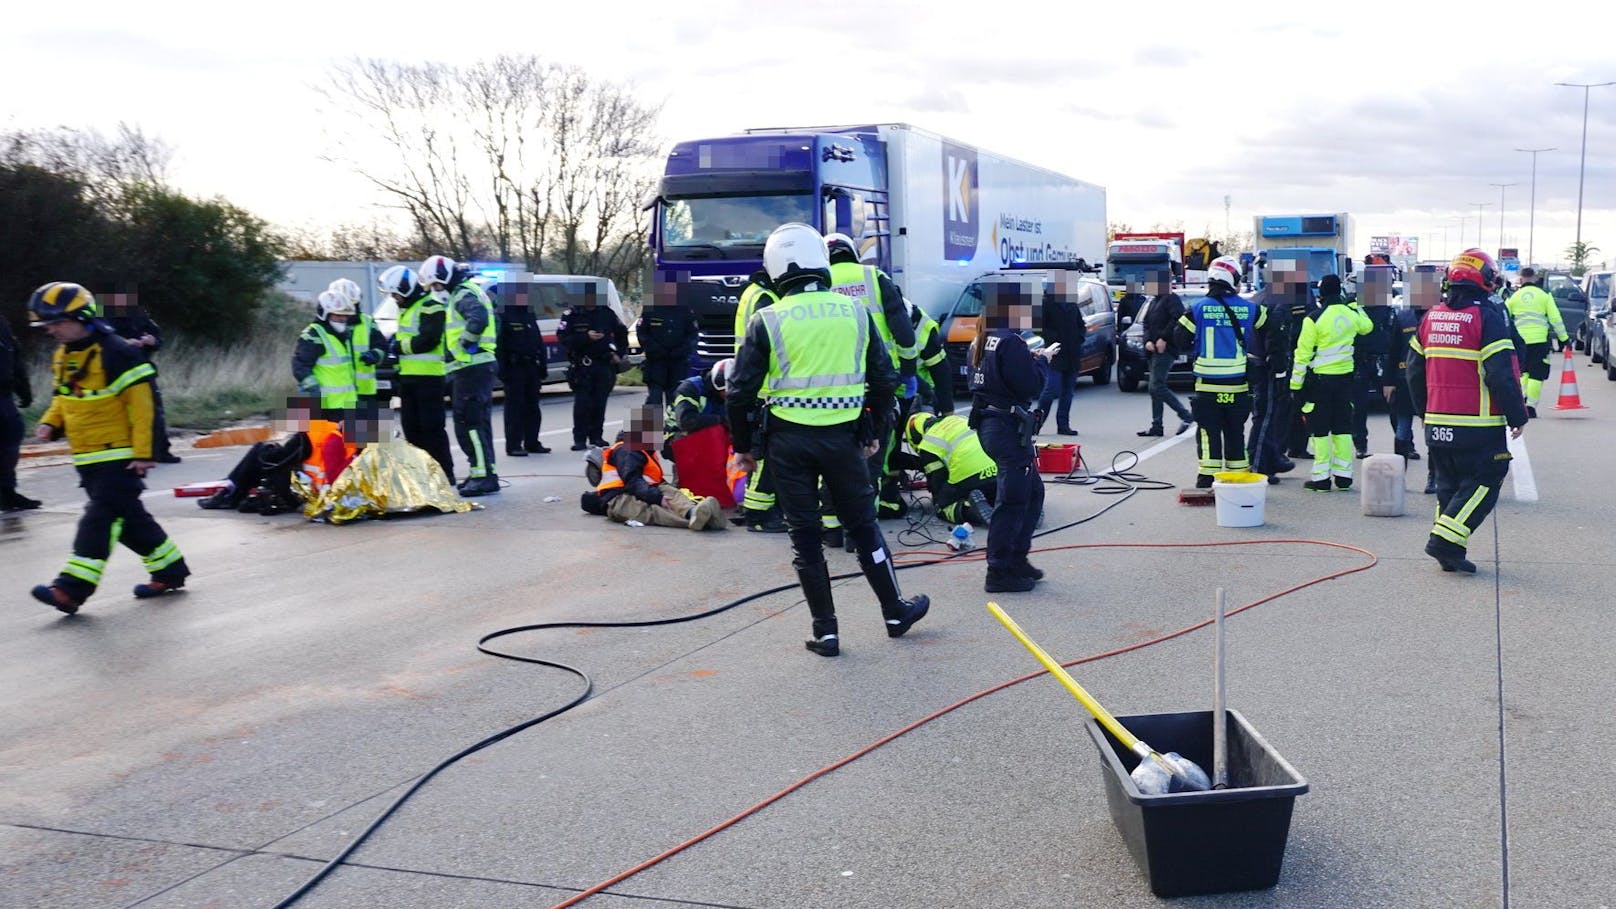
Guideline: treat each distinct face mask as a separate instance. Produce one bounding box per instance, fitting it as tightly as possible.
[431,289,449,302]
[328,320,350,335]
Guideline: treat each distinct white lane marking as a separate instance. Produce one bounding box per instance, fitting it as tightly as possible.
[1133,426,1196,465]
[1507,432,1537,502]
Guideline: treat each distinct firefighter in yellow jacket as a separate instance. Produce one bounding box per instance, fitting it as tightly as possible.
[28,283,190,614]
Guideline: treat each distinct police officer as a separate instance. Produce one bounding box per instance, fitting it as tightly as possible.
[422,256,500,496]
[730,269,784,531]
[1505,267,1569,417]
[379,266,456,483]
[1174,256,1266,488]
[497,298,550,456]
[1407,249,1527,573]
[1245,260,1308,480]
[101,290,179,463]
[728,223,927,658]
[1,314,39,511]
[1385,269,1439,481]
[636,291,697,407]
[559,284,627,452]
[826,233,918,519]
[969,280,1059,593]
[1289,274,1372,491]
[1351,268,1397,458]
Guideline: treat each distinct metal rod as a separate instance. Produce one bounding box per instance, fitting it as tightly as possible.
[1213,587,1228,789]
[1556,81,1615,267]
[1515,147,1554,266]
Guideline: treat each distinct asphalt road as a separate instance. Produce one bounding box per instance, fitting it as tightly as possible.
[4,366,1614,908]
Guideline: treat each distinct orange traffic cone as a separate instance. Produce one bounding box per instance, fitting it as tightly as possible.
[1553,346,1589,410]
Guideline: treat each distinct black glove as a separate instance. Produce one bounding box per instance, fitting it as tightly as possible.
[16,388,32,409]
[360,348,384,366]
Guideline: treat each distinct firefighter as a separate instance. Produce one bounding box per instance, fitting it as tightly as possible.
[825,233,917,520]
[1505,267,1569,417]
[665,358,730,451]
[558,282,627,452]
[379,266,456,483]
[969,280,1059,593]
[1289,274,1373,491]
[1174,256,1266,488]
[908,300,954,414]
[422,255,500,496]
[730,269,784,532]
[292,290,384,422]
[728,223,928,657]
[1407,249,1528,573]
[894,411,997,525]
[27,282,190,613]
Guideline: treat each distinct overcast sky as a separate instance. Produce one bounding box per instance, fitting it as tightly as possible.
[7,0,1614,268]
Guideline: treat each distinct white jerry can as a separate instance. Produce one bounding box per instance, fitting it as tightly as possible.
[1360,453,1407,517]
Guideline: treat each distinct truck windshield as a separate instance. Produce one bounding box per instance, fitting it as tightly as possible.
[660,194,815,260]
[1108,259,1168,286]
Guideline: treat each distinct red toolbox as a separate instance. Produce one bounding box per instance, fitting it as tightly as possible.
[1036,443,1081,474]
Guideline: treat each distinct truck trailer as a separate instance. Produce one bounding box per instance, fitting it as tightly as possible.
[644,123,1107,365]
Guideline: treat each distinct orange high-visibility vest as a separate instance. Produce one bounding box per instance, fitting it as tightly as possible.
[597,442,665,492]
[300,420,356,493]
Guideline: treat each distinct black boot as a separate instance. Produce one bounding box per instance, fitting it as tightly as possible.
[1425,537,1476,573]
[2,490,43,510]
[795,561,840,657]
[1136,424,1164,437]
[1424,469,1437,495]
[1013,557,1045,581]
[857,540,928,638]
[985,567,1036,593]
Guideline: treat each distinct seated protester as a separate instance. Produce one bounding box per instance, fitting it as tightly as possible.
[663,358,732,457]
[580,406,727,531]
[199,403,354,513]
[892,412,999,525]
[907,301,953,414]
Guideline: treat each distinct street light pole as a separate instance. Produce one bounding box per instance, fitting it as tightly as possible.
[1489,182,1516,254]
[1555,80,1616,264]
[1470,202,1490,249]
[1514,146,1555,266]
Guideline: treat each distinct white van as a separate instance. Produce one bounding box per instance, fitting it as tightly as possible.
[485,276,632,384]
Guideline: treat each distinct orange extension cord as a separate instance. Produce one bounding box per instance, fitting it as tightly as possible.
[546,538,1378,908]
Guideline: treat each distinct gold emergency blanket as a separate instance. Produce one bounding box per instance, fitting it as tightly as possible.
[303,440,480,524]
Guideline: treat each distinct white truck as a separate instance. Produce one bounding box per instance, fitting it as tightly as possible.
[646,123,1107,363]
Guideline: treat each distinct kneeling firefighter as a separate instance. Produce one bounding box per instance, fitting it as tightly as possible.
[894,411,997,525]
[727,223,929,657]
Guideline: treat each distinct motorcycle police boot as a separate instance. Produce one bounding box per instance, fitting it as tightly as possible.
[1424,538,1477,573]
[795,561,840,657]
[856,540,928,637]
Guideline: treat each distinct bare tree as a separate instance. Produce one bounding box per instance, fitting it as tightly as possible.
[320,54,660,290]
[1,123,173,204]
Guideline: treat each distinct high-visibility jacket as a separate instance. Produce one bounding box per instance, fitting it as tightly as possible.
[303,321,369,410]
[1177,292,1266,392]
[1290,300,1373,389]
[757,290,871,426]
[300,420,356,494]
[830,260,908,368]
[1504,285,1568,344]
[916,309,947,369]
[41,331,156,466]
[913,414,995,484]
[597,442,665,492]
[1410,301,1516,440]
[396,294,447,377]
[733,281,777,354]
[445,282,497,372]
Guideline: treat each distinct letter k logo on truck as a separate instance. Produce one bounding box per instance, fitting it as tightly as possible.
[942,141,979,261]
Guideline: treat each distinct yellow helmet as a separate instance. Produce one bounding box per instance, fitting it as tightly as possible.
[28,282,99,326]
[905,411,936,449]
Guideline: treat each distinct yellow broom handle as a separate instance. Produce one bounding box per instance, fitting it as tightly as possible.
[987,602,1142,754]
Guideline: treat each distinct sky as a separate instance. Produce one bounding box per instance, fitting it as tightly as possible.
[6,0,1614,269]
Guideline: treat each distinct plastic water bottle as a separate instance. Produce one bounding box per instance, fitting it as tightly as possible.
[949,522,975,551]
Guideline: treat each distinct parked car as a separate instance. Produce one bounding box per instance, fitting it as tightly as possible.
[1579,270,1613,356]
[1598,305,1616,382]
[1538,272,1590,350]
[941,265,1115,393]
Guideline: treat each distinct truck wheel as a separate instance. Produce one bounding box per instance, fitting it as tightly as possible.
[1091,352,1113,386]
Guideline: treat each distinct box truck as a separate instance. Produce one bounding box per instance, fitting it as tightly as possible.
[645,123,1107,365]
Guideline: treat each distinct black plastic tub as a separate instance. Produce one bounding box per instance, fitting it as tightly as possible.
[1084,709,1308,897]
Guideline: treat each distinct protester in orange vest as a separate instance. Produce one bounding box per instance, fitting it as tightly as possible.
[579,406,726,531]
[198,403,355,513]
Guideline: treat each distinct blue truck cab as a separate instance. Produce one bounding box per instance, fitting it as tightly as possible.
[647,129,894,365]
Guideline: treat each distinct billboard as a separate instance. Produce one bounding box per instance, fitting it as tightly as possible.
[1369,235,1418,257]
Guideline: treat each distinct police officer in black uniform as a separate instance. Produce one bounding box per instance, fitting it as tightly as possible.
[1246,260,1310,480]
[970,281,1058,593]
[497,300,549,456]
[1,315,39,510]
[102,291,179,463]
[558,286,628,451]
[1351,269,1396,457]
[636,295,697,407]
